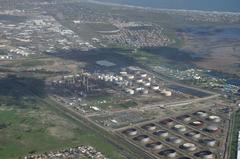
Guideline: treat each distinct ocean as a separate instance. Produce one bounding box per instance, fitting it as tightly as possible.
[97,0,240,12]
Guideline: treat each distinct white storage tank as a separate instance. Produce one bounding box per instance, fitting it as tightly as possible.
[135,87,144,92]
[161,90,172,96]
[136,79,143,83]
[125,89,135,95]
[127,75,135,80]
[144,82,151,87]
[152,85,160,91]
[140,73,147,78]
[180,143,197,151]
[120,71,128,76]
[208,116,221,123]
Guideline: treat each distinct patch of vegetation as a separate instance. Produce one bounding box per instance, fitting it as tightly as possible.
[9,58,55,67]
[0,75,124,159]
[130,50,167,66]
[0,98,124,159]
[84,95,137,110]
[229,109,240,159]
[116,100,138,109]
[0,50,8,55]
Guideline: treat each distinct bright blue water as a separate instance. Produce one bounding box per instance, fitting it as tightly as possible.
[99,0,240,12]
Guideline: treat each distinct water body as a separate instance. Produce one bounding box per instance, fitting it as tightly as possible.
[227,79,240,86]
[98,0,240,12]
[177,27,240,39]
[168,84,211,97]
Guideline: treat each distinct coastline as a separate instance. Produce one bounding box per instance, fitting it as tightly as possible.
[86,0,240,15]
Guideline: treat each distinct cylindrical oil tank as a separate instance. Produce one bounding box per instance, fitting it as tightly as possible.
[190,121,204,127]
[205,125,219,133]
[153,130,169,138]
[173,124,187,132]
[194,151,215,159]
[133,135,151,143]
[125,88,135,95]
[146,142,163,150]
[144,82,151,87]
[178,157,191,159]
[140,73,147,78]
[159,149,177,158]
[185,131,201,139]
[123,128,138,136]
[180,143,197,151]
[207,116,221,123]
[120,71,128,76]
[142,89,149,94]
[177,115,192,122]
[201,139,217,147]
[160,118,174,126]
[136,79,143,84]
[195,111,208,118]
[152,85,160,91]
[142,123,157,131]
[166,136,182,144]
[127,75,135,80]
[161,90,172,96]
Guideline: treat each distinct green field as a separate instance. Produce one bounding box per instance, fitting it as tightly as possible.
[228,109,240,159]
[0,76,125,159]
[84,95,138,110]
[0,103,125,159]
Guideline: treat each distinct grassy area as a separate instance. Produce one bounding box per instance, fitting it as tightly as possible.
[125,49,168,66]
[0,76,125,159]
[0,50,7,55]
[84,95,137,110]
[0,102,124,159]
[229,109,240,159]
[7,58,55,67]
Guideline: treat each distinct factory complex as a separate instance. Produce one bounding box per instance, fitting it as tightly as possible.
[47,64,230,159]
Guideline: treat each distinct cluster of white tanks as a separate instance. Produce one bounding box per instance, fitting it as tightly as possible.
[194,111,221,123]
[97,74,123,82]
[193,111,221,133]
[122,110,222,159]
[122,122,217,159]
[97,68,172,96]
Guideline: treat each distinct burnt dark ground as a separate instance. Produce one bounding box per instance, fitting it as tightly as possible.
[142,47,204,63]
[0,75,46,108]
[48,48,137,72]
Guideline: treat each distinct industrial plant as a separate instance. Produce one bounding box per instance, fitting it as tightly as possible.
[119,106,229,159]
